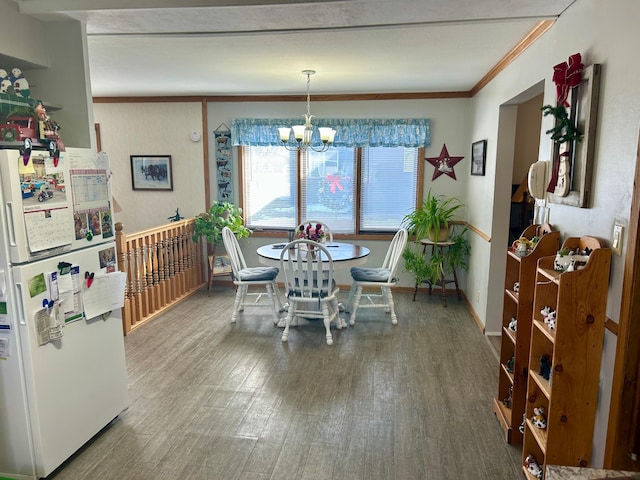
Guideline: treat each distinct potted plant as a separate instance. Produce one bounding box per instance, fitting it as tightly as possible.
[402,226,471,287]
[402,190,465,242]
[192,201,251,247]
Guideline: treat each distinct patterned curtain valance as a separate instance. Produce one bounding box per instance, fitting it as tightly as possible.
[231,118,430,148]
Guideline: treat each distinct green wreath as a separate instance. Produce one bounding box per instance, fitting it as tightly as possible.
[1,127,17,142]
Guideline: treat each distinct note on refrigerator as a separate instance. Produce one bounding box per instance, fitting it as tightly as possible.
[82,272,126,320]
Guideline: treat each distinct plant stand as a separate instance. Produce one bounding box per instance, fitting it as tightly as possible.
[412,238,461,307]
[207,244,233,295]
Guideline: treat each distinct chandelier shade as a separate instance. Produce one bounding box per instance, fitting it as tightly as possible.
[279,70,336,153]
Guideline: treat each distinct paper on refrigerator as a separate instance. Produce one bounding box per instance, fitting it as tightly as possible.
[82,272,126,320]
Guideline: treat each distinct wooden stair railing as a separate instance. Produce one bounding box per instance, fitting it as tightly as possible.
[115,219,206,335]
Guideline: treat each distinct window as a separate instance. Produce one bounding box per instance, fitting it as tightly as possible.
[241,146,421,234]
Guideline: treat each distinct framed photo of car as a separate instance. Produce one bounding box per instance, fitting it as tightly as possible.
[471,140,487,176]
[130,155,173,191]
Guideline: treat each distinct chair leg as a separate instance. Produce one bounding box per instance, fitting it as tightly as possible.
[266,283,280,325]
[322,302,333,346]
[282,300,295,343]
[272,282,285,312]
[238,284,248,311]
[346,282,356,312]
[383,286,398,325]
[231,286,244,323]
[349,286,363,326]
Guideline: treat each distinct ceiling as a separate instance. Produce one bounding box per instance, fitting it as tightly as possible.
[16,0,577,98]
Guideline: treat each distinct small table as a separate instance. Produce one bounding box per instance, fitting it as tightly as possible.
[257,242,370,269]
[412,238,461,307]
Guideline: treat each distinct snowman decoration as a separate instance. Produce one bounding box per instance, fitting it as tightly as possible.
[0,69,11,93]
[10,68,30,98]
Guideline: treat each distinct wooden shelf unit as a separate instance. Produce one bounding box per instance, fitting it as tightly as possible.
[493,224,560,444]
[522,236,611,478]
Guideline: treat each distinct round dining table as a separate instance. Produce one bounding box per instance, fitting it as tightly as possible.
[256,241,370,269]
[256,241,370,328]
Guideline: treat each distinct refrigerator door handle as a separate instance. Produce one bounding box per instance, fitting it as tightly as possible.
[5,201,17,247]
[15,282,27,326]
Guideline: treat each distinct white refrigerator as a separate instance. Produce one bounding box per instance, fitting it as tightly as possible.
[0,147,128,479]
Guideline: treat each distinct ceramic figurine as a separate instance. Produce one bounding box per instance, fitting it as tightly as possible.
[513,281,519,293]
[503,386,513,408]
[524,454,543,479]
[13,76,30,98]
[0,68,10,93]
[539,355,551,381]
[519,414,526,434]
[0,78,10,94]
[508,317,517,332]
[545,310,556,330]
[506,356,514,374]
[531,407,547,429]
[554,248,574,272]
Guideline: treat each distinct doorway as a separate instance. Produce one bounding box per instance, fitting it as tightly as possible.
[509,93,544,244]
[485,81,545,336]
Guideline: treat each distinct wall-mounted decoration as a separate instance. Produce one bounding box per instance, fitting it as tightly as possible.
[214,123,232,201]
[425,143,464,180]
[471,140,487,176]
[544,56,601,208]
[130,155,173,191]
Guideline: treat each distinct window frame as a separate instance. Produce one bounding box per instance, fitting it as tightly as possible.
[238,146,424,238]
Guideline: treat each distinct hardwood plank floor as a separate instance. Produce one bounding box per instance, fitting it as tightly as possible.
[49,286,521,480]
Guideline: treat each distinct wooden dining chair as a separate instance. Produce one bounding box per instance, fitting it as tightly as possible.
[346,228,408,325]
[221,227,283,325]
[295,220,334,243]
[279,239,342,345]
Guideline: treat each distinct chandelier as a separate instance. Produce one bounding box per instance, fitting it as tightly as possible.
[278,70,336,153]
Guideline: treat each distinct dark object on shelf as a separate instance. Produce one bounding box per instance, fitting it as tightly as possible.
[503,386,513,409]
[506,357,515,374]
[539,355,551,381]
[168,208,183,222]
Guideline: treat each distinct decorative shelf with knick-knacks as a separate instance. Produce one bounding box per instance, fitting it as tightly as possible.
[521,236,611,479]
[493,224,560,445]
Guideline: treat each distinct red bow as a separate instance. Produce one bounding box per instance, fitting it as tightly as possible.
[325,174,344,194]
[552,53,584,107]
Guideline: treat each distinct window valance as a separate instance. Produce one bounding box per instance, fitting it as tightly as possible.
[231,118,430,148]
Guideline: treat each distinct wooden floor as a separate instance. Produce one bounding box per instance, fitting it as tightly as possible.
[49,286,521,480]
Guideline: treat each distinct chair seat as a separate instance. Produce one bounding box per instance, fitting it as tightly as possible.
[350,267,391,282]
[237,266,279,282]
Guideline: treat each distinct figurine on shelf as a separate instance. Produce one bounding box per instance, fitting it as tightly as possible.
[519,414,526,434]
[524,454,543,480]
[508,317,517,332]
[531,406,547,429]
[539,355,551,381]
[168,208,184,222]
[506,356,515,374]
[513,281,520,293]
[503,386,513,409]
[541,306,557,329]
[545,310,557,330]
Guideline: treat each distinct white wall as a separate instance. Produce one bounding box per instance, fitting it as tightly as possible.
[93,102,206,232]
[467,0,640,465]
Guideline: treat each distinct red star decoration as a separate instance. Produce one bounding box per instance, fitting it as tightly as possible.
[425,144,464,181]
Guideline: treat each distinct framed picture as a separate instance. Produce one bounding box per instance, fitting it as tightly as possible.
[130,155,173,191]
[471,140,487,176]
